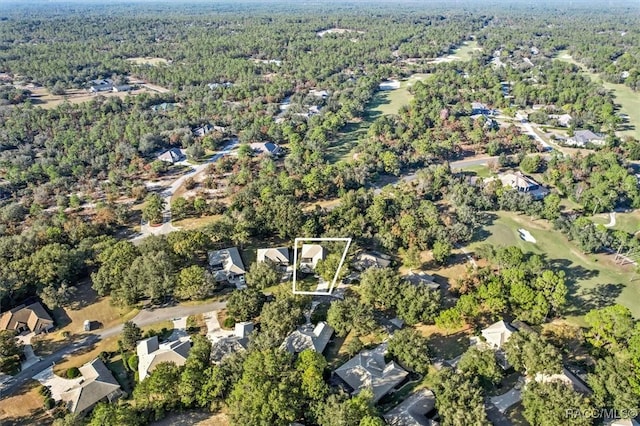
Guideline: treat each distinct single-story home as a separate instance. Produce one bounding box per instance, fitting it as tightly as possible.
[137,336,191,381]
[481,320,516,350]
[353,251,391,271]
[471,101,490,115]
[60,358,124,416]
[404,272,440,290]
[498,172,549,200]
[566,130,605,147]
[383,388,438,426]
[112,85,132,93]
[0,302,54,334]
[193,124,214,137]
[208,247,247,288]
[334,343,408,403]
[157,148,186,164]
[281,322,334,355]
[549,113,573,127]
[309,89,329,99]
[250,142,283,157]
[534,367,592,394]
[300,244,326,272]
[88,79,113,93]
[257,247,290,267]
[208,82,234,90]
[210,322,253,363]
[150,102,177,112]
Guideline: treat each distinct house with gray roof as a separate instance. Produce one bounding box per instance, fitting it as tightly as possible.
[498,172,549,200]
[210,322,254,363]
[567,130,605,147]
[60,358,123,415]
[137,336,191,381]
[250,142,283,157]
[534,367,592,395]
[208,247,247,288]
[334,343,408,403]
[353,251,392,271]
[471,101,490,115]
[383,388,438,426]
[281,322,333,354]
[157,148,185,164]
[404,272,440,290]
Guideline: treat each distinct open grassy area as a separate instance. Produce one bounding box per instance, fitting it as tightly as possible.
[467,211,640,319]
[555,50,640,139]
[453,40,480,61]
[173,214,222,230]
[0,380,50,425]
[26,86,156,110]
[126,57,170,66]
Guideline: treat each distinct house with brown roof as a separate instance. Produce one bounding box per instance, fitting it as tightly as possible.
[0,302,54,334]
[137,336,191,381]
[60,358,123,415]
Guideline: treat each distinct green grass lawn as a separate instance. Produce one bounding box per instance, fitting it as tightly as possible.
[587,210,640,235]
[452,40,480,61]
[467,211,640,319]
[460,164,493,178]
[555,50,640,139]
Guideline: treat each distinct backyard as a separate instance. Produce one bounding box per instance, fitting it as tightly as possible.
[467,210,640,320]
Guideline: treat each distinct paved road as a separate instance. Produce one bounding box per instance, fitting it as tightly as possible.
[98,300,227,339]
[0,300,226,398]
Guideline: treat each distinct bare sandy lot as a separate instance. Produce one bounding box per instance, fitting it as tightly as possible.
[127,57,170,66]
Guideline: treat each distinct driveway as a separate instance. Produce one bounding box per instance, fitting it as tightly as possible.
[204,311,233,342]
[490,387,522,413]
[33,366,82,400]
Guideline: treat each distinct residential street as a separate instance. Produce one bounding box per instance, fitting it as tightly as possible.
[0,300,227,398]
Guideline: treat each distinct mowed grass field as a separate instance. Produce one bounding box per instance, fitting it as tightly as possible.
[27,86,156,109]
[467,211,640,320]
[556,50,640,139]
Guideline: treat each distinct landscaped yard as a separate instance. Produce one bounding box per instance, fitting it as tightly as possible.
[467,210,640,319]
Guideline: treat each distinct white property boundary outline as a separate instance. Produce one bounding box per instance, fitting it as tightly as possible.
[292,237,352,295]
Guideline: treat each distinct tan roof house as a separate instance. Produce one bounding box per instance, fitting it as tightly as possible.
[281,322,334,354]
[300,244,326,272]
[335,343,408,403]
[137,336,191,381]
[60,358,123,415]
[257,247,290,266]
[0,302,54,334]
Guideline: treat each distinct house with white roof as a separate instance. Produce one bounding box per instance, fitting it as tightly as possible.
[334,343,408,403]
[208,247,246,288]
[60,358,123,415]
[300,244,326,272]
[281,322,333,354]
[137,336,191,381]
[383,388,438,426]
[481,320,516,350]
[210,322,253,363]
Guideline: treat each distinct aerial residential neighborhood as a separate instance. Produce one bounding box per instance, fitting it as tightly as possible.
[0,0,640,425]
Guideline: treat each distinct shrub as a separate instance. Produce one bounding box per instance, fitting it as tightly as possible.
[128,355,139,372]
[66,367,80,379]
[223,317,236,328]
[38,385,51,397]
[44,397,55,410]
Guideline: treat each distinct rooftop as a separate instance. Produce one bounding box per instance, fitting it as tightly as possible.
[281,322,334,354]
[383,388,437,426]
